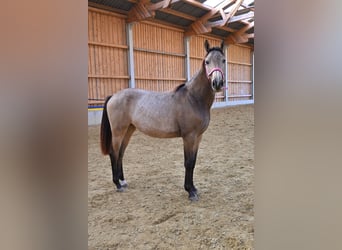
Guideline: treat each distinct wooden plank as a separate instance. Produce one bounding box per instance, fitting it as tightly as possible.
[135,77,186,81]
[103,16,109,76]
[134,47,185,57]
[182,0,212,10]
[229,12,254,23]
[88,75,129,79]
[228,61,252,66]
[88,41,128,49]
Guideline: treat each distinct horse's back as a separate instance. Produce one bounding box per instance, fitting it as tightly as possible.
[107,88,181,138]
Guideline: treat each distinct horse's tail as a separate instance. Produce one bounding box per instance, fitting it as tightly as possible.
[100,95,112,155]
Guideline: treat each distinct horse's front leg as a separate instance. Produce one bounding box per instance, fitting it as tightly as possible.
[183,135,202,201]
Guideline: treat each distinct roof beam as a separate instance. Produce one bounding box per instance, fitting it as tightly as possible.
[127,2,155,23]
[182,0,212,11]
[216,25,236,33]
[185,0,236,36]
[229,11,254,23]
[226,21,254,44]
[207,0,244,28]
[222,0,243,25]
[127,0,179,23]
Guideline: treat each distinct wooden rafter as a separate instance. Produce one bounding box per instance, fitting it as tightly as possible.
[127,0,177,23]
[206,0,244,28]
[185,0,252,37]
[182,0,212,11]
[221,0,243,26]
[127,2,154,23]
[185,0,236,36]
[229,11,254,23]
[226,20,254,44]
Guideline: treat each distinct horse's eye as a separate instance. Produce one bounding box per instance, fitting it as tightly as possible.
[205,60,209,65]
[222,59,226,63]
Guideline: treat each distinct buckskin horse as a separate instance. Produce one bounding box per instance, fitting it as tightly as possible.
[100,40,225,201]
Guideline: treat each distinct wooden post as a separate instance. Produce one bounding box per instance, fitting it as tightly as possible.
[251,50,254,101]
[224,44,229,103]
[127,23,135,88]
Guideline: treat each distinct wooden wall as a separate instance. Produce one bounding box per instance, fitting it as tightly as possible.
[88,7,253,107]
[88,8,128,106]
[227,44,253,101]
[133,22,185,91]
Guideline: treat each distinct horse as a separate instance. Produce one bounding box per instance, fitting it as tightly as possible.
[100,40,225,201]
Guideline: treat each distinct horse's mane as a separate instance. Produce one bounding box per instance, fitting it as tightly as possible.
[174,83,186,92]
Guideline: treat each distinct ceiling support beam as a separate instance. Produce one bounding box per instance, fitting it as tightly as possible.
[228,11,254,22]
[185,0,246,36]
[127,0,177,23]
[226,21,254,44]
[127,2,155,23]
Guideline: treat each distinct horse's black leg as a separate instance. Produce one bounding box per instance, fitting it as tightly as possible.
[109,151,124,192]
[183,135,202,201]
[184,150,198,197]
[117,125,136,188]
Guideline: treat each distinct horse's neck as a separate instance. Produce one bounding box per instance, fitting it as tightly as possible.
[187,67,215,109]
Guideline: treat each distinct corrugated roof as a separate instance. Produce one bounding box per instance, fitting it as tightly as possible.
[171,1,208,18]
[90,0,133,11]
[155,10,193,27]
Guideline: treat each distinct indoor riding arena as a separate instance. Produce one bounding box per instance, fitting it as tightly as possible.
[88,0,254,249]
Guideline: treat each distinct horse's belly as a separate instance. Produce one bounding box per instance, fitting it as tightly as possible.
[132,111,179,138]
[137,126,179,138]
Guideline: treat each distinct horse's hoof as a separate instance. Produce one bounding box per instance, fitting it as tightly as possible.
[119,179,128,188]
[116,187,125,192]
[189,192,199,202]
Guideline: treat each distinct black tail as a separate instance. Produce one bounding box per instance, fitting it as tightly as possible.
[100,96,112,155]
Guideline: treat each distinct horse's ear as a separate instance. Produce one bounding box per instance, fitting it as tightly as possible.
[204,40,210,53]
[220,40,224,51]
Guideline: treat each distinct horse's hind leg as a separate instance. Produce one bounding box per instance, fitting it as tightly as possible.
[109,131,127,192]
[109,148,123,192]
[117,125,136,188]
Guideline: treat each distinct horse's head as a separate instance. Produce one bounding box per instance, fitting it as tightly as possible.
[204,40,225,91]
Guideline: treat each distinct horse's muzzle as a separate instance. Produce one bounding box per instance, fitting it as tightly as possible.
[212,77,224,91]
[210,69,224,91]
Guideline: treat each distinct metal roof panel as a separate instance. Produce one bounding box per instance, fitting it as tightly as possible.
[155,10,193,27]
[89,0,133,11]
[171,1,208,18]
